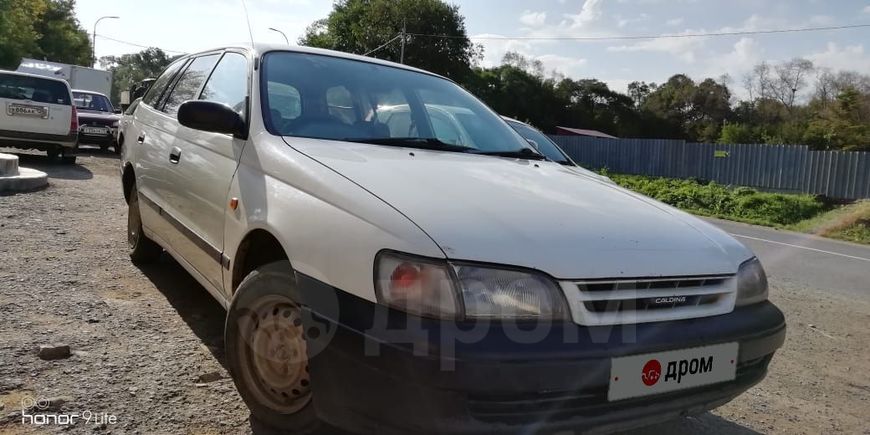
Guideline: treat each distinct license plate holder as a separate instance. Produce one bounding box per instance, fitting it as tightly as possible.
[608,342,738,401]
[82,127,109,135]
[6,103,48,119]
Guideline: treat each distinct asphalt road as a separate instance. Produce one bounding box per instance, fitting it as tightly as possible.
[704,217,870,301]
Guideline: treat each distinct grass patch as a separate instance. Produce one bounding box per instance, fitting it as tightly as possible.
[604,172,870,245]
[606,173,827,227]
[788,200,870,244]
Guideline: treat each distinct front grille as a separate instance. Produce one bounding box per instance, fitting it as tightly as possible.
[466,354,771,424]
[564,275,736,326]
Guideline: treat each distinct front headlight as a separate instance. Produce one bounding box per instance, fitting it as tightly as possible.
[736,257,768,306]
[111,121,120,128]
[453,264,568,319]
[375,251,569,320]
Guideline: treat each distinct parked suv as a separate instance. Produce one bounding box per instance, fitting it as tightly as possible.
[502,116,616,183]
[121,45,785,435]
[73,89,120,153]
[0,70,78,163]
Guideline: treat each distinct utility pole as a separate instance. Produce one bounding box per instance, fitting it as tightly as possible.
[400,19,406,64]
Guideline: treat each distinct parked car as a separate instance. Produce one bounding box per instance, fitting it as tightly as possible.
[121,45,785,435]
[114,97,141,156]
[502,116,615,184]
[73,90,121,153]
[0,70,78,163]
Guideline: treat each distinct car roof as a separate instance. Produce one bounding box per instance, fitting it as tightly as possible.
[72,89,109,98]
[179,44,451,82]
[0,69,72,86]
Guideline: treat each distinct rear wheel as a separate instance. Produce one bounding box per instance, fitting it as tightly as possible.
[127,185,162,264]
[226,261,320,433]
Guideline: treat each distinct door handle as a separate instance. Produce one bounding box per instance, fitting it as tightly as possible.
[169,147,182,164]
[137,133,146,144]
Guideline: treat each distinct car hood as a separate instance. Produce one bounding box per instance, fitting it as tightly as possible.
[288,139,752,279]
[77,110,119,122]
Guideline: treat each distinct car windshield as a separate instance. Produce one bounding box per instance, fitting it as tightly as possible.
[73,92,113,112]
[505,120,573,165]
[261,52,532,154]
[0,73,70,105]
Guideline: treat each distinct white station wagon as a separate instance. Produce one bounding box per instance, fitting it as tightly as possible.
[120,45,785,434]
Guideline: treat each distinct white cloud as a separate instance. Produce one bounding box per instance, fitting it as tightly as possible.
[519,10,547,27]
[564,0,605,29]
[864,5,870,13]
[473,34,535,68]
[808,15,834,26]
[702,37,763,85]
[616,13,649,28]
[806,43,870,73]
[535,54,588,75]
[666,17,684,26]
[607,29,706,63]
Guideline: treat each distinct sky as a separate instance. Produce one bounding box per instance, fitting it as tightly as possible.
[75,0,870,96]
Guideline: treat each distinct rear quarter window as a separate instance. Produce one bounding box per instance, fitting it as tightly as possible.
[0,74,70,105]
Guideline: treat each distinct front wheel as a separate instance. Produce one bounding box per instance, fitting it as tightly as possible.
[127,185,162,264]
[225,261,320,433]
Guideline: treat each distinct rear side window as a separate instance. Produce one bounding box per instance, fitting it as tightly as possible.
[199,52,248,118]
[142,60,186,107]
[162,54,220,116]
[0,74,70,105]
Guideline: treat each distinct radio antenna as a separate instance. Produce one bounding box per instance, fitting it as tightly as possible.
[239,0,255,47]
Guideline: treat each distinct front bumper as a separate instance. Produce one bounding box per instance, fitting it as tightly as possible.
[299,274,785,435]
[78,128,116,145]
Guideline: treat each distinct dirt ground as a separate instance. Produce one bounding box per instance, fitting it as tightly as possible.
[0,150,868,435]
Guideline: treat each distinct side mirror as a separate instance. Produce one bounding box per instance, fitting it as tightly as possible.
[178,100,247,139]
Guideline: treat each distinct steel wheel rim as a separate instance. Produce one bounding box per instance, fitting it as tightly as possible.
[239,295,311,414]
[128,195,141,249]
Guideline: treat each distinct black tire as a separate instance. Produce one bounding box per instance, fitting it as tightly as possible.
[60,145,77,165]
[226,261,321,433]
[127,186,162,264]
[46,147,60,163]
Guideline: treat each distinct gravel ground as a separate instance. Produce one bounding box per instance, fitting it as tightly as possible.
[0,150,868,435]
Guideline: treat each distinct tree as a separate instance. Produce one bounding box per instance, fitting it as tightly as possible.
[718,123,759,144]
[627,81,654,107]
[299,0,481,80]
[0,0,47,69]
[771,58,814,112]
[99,48,174,104]
[0,0,90,69]
[31,0,90,65]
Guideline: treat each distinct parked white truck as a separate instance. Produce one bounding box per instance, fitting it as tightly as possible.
[16,58,112,97]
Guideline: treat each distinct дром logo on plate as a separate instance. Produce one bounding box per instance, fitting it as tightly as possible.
[641,359,662,386]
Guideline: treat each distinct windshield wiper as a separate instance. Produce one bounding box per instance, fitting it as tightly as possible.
[343,137,475,153]
[474,147,548,161]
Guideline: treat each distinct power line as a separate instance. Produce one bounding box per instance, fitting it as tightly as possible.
[94,34,186,54]
[363,34,402,56]
[410,23,870,42]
